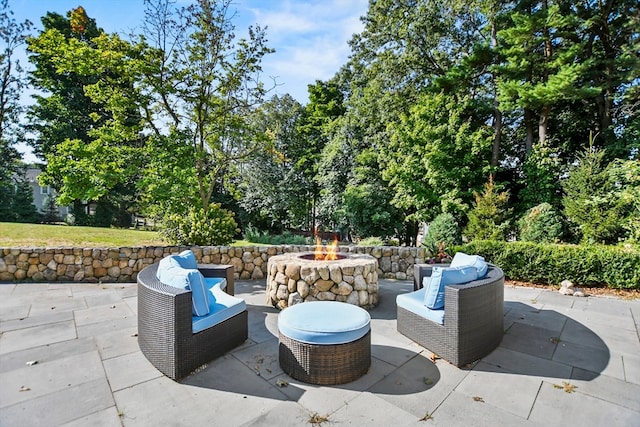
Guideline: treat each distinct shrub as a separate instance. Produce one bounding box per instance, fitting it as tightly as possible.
[464,176,512,241]
[455,240,640,289]
[518,203,564,243]
[244,225,311,245]
[358,236,384,246]
[160,203,238,245]
[424,212,461,249]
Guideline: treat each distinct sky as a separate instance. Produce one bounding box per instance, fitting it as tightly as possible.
[9,0,369,162]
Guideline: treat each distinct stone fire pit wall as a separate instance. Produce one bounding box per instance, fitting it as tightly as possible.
[267,252,378,310]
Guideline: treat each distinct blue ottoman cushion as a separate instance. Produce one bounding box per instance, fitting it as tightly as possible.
[278,301,371,345]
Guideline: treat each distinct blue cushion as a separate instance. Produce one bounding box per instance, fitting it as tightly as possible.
[174,250,198,269]
[423,265,478,310]
[450,252,488,278]
[156,257,210,317]
[278,301,371,345]
[192,278,246,333]
[397,288,445,325]
[187,270,210,317]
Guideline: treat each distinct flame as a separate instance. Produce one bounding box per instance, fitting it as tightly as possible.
[314,237,339,260]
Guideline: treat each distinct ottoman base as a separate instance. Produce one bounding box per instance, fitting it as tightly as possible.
[278,330,371,385]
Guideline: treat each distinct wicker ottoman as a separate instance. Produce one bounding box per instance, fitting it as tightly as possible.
[278,301,371,385]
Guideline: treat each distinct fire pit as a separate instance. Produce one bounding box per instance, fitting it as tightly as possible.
[266,245,379,310]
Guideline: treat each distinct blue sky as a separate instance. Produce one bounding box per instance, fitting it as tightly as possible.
[10,0,368,161]
[10,0,368,102]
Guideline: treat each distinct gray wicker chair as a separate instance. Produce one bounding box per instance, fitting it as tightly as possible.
[398,264,504,367]
[137,262,247,380]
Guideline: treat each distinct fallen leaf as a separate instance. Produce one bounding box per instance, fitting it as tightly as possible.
[275,379,289,387]
[473,396,484,402]
[19,386,30,392]
[423,377,433,385]
[26,360,38,366]
[419,412,433,421]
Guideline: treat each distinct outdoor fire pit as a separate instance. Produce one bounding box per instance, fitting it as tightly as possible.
[266,248,379,310]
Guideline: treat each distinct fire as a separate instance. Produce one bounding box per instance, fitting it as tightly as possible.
[314,237,339,260]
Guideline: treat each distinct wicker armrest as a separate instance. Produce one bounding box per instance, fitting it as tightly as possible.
[198,264,234,295]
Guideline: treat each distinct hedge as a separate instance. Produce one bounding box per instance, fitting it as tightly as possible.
[455,240,640,290]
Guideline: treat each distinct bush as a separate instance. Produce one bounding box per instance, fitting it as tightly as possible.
[464,176,512,241]
[455,240,640,289]
[160,203,238,245]
[244,225,311,245]
[358,236,384,246]
[518,203,564,243]
[424,212,461,249]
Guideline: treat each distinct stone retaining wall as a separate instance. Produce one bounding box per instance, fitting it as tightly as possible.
[0,245,427,283]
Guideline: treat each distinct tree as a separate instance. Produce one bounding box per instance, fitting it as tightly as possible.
[0,0,31,220]
[138,0,274,228]
[562,141,631,244]
[27,7,142,227]
[11,170,38,223]
[239,94,307,232]
[384,92,494,221]
[464,176,512,241]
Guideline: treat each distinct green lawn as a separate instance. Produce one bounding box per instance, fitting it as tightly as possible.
[0,222,257,248]
[0,222,168,248]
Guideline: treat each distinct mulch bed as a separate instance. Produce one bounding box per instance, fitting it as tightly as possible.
[505,280,640,300]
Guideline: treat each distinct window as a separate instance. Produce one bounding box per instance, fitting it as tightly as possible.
[40,185,50,195]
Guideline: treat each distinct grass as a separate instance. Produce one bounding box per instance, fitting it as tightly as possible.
[0,222,264,248]
[0,222,168,248]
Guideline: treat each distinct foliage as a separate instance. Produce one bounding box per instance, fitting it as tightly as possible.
[609,159,640,243]
[0,0,32,219]
[11,173,39,223]
[426,241,452,264]
[357,236,384,246]
[41,195,60,224]
[27,7,143,226]
[518,203,564,243]
[243,225,310,245]
[464,176,512,241]
[423,212,462,249]
[562,145,629,244]
[456,240,640,290]
[384,92,493,221]
[160,203,238,246]
[518,140,563,211]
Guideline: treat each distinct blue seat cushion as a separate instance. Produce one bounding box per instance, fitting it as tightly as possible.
[423,265,478,310]
[397,288,445,325]
[192,278,247,334]
[450,252,488,278]
[278,301,371,345]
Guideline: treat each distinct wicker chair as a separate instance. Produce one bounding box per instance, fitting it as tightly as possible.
[398,264,504,367]
[137,262,248,380]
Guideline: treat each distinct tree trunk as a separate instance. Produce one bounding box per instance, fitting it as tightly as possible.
[524,108,534,153]
[490,15,502,168]
[539,105,550,144]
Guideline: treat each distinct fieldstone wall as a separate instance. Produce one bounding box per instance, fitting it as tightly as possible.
[0,245,426,283]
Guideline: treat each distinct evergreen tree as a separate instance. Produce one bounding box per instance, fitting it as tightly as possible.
[464,176,512,241]
[41,195,60,224]
[11,172,38,223]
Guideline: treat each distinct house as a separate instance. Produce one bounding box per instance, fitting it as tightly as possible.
[25,167,70,219]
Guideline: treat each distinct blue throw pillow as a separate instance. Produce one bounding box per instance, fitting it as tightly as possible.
[450,252,488,278]
[423,265,479,310]
[187,269,210,317]
[174,250,198,269]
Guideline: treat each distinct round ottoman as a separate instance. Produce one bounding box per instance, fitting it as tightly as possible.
[278,301,371,385]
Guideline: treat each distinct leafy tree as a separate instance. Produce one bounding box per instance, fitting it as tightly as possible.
[0,0,31,220]
[134,0,273,243]
[239,94,307,232]
[464,176,512,241]
[27,7,142,227]
[518,139,563,212]
[384,92,494,221]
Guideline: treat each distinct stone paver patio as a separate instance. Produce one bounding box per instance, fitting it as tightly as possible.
[1,278,639,426]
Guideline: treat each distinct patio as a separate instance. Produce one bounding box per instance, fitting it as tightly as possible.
[1,278,639,426]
